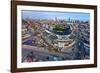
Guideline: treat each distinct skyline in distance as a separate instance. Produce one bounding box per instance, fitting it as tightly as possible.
[22,10,90,21]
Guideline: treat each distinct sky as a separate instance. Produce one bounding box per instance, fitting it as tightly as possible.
[22,10,90,21]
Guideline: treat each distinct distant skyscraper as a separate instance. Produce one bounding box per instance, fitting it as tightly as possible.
[68,17,70,22]
[55,17,57,21]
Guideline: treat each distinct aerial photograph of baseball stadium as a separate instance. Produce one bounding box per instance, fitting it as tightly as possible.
[22,10,90,62]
